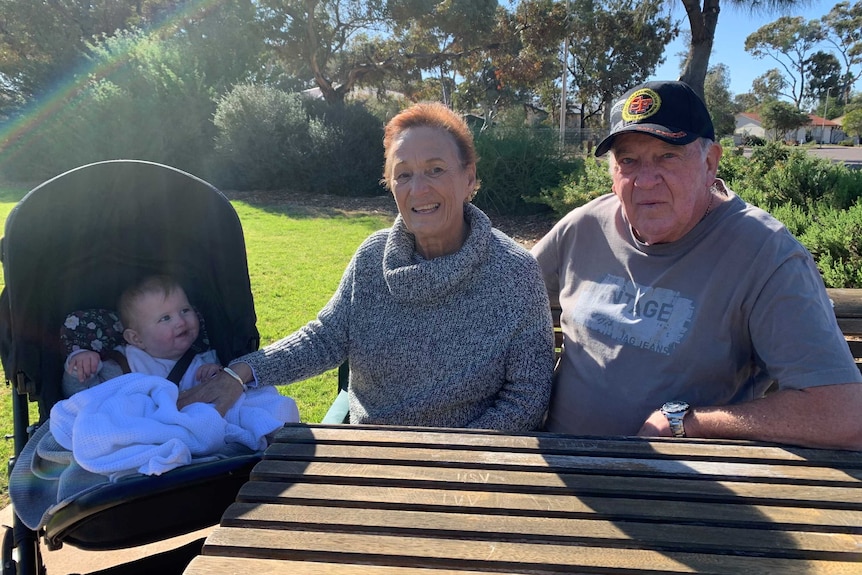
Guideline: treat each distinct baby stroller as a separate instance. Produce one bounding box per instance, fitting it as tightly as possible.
[0,160,262,574]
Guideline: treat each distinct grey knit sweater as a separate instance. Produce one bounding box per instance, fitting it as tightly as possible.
[239,203,554,431]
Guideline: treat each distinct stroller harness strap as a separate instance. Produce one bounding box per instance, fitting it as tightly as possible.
[166,347,197,385]
[101,346,196,386]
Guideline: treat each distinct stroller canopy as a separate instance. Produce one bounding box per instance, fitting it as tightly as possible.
[0,160,259,417]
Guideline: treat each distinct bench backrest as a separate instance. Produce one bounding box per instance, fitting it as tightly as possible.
[828,288,862,371]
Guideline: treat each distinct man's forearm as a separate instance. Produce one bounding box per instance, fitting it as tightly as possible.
[684,383,862,450]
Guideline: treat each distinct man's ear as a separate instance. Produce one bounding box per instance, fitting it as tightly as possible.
[706,141,722,179]
[123,328,143,349]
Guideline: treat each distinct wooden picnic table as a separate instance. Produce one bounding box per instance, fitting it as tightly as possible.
[184,423,862,574]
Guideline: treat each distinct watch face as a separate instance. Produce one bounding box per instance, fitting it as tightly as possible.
[662,401,690,414]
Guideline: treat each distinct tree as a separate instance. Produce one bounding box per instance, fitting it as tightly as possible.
[502,0,675,132]
[255,0,391,104]
[487,0,568,120]
[751,68,784,103]
[703,64,735,137]
[565,0,677,130]
[759,99,810,140]
[842,107,862,139]
[677,0,810,99]
[255,0,499,105]
[733,92,759,111]
[806,51,842,103]
[395,0,498,110]
[744,16,824,108]
[0,1,264,179]
[0,0,188,109]
[820,1,862,104]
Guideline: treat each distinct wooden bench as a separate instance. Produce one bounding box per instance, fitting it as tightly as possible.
[321,288,862,423]
[830,288,862,371]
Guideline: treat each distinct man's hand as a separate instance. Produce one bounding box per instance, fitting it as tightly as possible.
[177,370,243,416]
[637,410,673,438]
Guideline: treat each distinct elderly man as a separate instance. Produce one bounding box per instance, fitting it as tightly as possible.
[532,80,862,450]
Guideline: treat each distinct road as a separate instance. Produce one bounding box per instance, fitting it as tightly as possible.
[804,144,862,169]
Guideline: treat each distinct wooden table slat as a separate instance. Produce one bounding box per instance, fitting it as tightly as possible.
[185,556,558,575]
[236,481,862,531]
[261,442,862,484]
[202,527,862,575]
[273,425,862,467]
[249,460,862,508]
[220,502,862,557]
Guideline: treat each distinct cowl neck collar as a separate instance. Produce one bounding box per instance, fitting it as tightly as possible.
[383,203,491,304]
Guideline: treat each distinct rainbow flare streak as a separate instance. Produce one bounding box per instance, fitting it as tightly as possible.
[0,0,224,171]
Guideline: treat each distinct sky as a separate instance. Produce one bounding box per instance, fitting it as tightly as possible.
[648,0,858,98]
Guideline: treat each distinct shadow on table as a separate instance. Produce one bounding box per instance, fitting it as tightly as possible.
[537,433,861,572]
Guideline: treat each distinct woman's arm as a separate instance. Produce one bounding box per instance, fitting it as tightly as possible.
[468,263,556,431]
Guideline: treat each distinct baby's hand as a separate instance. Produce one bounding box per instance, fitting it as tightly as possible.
[67,351,100,382]
[196,363,223,382]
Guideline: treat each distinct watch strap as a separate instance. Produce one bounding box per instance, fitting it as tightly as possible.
[666,413,686,438]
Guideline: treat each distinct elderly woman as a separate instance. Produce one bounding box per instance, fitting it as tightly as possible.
[180,102,554,431]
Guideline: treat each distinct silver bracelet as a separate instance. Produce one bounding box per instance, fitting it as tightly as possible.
[223,366,248,392]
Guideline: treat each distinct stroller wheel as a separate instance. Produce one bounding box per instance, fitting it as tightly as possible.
[2,525,15,575]
[2,524,45,575]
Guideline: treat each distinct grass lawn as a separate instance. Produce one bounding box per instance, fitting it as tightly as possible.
[0,186,394,506]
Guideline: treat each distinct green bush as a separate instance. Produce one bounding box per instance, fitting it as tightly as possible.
[760,149,836,207]
[303,100,385,196]
[716,148,751,186]
[532,156,607,216]
[744,134,767,146]
[213,89,385,196]
[1,29,221,180]
[213,85,317,190]
[473,127,576,215]
[797,202,862,288]
[768,202,813,238]
[747,141,790,177]
[719,141,862,212]
[758,149,862,210]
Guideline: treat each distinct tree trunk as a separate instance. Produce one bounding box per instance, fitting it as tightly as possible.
[678,0,721,100]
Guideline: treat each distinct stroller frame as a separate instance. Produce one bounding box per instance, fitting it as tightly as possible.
[1,160,261,574]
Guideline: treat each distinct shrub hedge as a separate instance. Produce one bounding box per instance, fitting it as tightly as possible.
[212,86,385,196]
[472,127,577,215]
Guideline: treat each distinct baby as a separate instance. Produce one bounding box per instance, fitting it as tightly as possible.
[64,275,223,395]
[62,275,300,434]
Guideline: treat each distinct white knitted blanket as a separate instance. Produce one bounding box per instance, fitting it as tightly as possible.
[50,372,298,477]
[10,372,299,530]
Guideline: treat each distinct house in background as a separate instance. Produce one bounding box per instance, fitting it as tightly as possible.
[832,115,859,144]
[804,114,844,144]
[734,112,845,144]
[734,112,766,143]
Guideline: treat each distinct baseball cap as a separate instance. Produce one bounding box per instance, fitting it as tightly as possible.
[594,81,715,157]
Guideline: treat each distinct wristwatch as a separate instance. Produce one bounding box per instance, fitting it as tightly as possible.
[660,401,690,438]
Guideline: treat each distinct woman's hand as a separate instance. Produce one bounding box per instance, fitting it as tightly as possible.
[195,362,223,382]
[177,370,244,416]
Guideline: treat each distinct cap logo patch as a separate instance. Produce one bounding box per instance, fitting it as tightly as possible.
[622,88,661,122]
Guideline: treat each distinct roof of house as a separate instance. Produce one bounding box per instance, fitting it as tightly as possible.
[737,112,761,123]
